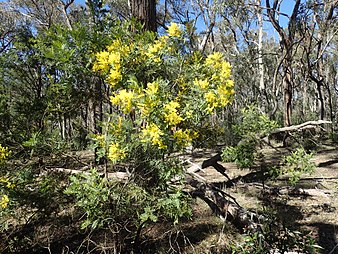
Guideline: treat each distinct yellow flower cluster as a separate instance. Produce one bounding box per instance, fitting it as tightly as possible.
[0,194,9,209]
[93,51,110,72]
[217,80,235,106]
[0,177,15,189]
[146,37,167,62]
[93,134,106,147]
[141,123,166,149]
[108,143,126,163]
[106,39,130,56]
[203,52,234,112]
[110,89,135,114]
[205,52,223,67]
[0,144,10,162]
[163,101,183,126]
[173,129,196,147]
[167,23,182,37]
[90,24,235,158]
[93,39,131,87]
[109,116,123,137]
[145,81,159,95]
[204,91,218,113]
[205,52,232,81]
[193,78,209,90]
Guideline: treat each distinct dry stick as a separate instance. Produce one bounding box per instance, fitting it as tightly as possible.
[328,243,338,254]
[187,175,260,231]
[269,120,332,135]
[201,153,231,181]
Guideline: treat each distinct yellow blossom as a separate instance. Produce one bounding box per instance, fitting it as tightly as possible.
[107,39,131,57]
[141,123,166,149]
[107,39,123,52]
[225,79,235,90]
[108,52,121,66]
[148,40,165,55]
[0,144,10,161]
[173,129,194,147]
[146,39,166,62]
[193,78,210,90]
[184,109,193,119]
[145,81,159,95]
[205,52,224,68]
[220,61,232,80]
[0,177,15,189]
[107,68,122,87]
[108,143,126,163]
[110,89,135,114]
[93,51,110,72]
[137,101,154,116]
[164,101,183,126]
[94,134,106,147]
[167,23,182,37]
[164,112,183,126]
[205,91,217,104]
[110,116,123,136]
[0,194,9,209]
[204,91,218,113]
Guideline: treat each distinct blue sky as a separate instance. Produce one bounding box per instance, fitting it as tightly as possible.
[73,0,298,30]
[1,0,300,37]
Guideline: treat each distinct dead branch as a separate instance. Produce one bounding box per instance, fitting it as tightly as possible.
[201,153,231,181]
[187,177,261,231]
[270,120,331,134]
[45,167,130,181]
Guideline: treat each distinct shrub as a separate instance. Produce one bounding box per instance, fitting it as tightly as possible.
[279,147,316,186]
[222,105,278,169]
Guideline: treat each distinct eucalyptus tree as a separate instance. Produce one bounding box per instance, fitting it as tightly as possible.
[265,0,302,126]
[130,0,157,31]
[4,0,79,30]
[299,0,338,121]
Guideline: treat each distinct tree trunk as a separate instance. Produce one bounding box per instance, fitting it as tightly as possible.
[283,67,293,126]
[315,80,325,120]
[257,1,264,93]
[130,0,157,32]
[266,0,300,127]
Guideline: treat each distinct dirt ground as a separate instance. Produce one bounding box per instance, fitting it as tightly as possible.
[2,143,337,253]
[182,144,338,254]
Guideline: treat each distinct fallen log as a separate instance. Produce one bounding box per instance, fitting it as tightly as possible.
[270,120,331,135]
[236,183,335,198]
[201,153,231,181]
[44,167,130,181]
[185,159,262,231]
[187,177,262,231]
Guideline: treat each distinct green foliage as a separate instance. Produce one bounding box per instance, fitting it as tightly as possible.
[280,147,316,186]
[222,140,256,168]
[222,105,278,168]
[231,229,318,254]
[230,211,319,253]
[329,132,338,143]
[235,105,279,139]
[22,131,69,158]
[65,168,112,229]
[65,167,192,230]
[156,191,192,224]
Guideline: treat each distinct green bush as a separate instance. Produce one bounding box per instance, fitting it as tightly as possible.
[222,140,257,168]
[65,167,192,230]
[230,211,319,253]
[280,147,316,186]
[222,105,278,169]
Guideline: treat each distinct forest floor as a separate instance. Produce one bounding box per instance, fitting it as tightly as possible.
[160,142,338,253]
[2,141,338,254]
